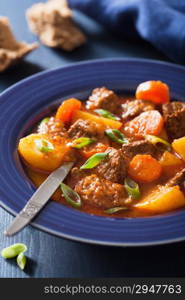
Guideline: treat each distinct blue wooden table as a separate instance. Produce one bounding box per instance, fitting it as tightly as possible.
[1,0,185,278]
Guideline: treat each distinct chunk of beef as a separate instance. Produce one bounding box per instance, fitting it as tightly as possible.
[94,147,127,183]
[167,168,185,191]
[71,148,127,184]
[68,119,103,139]
[86,87,121,114]
[162,101,185,140]
[67,167,87,188]
[75,174,127,209]
[121,99,155,122]
[122,140,162,160]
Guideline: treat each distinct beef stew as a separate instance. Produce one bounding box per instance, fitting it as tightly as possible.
[18,80,185,217]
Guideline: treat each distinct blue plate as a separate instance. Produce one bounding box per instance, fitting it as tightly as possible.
[1,58,185,246]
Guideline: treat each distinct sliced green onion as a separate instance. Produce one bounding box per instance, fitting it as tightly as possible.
[1,243,27,259]
[105,129,129,144]
[1,243,27,271]
[38,117,50,131]
[35,139,54,153]
[80,152,108,169]
[71,137,96,149]
[94,109,120,121]
[105,207,128,214]
[61,183,82,208]
[39,117,50,125]
[17,253,27,270]
[124,177,141,200]
[145,134,171,150]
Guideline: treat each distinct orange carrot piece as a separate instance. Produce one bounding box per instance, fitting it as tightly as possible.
[136,80,170,104]
[124,110,164,137]
[128,154,162,183]
[80,143,108,158]
[56,98,82,123]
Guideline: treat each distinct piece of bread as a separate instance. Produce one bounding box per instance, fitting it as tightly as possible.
[26,0,86,51]
[0,17,38,72]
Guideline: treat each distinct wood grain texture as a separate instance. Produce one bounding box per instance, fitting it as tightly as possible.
[1,0,185,278]
[1,206,185,278]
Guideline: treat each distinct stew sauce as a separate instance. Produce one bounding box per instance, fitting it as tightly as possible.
[18,82,185,217]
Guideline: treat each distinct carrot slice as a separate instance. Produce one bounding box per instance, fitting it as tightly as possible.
[56,98,82,123]
[128,154,162,183]
[80,143,108,158]
[124,110,164,137]
[136,80,170,104]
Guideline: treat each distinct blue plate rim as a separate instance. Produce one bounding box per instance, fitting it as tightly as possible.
[1,57,185,99]
[1,58,185,247]
[1,201,185,247]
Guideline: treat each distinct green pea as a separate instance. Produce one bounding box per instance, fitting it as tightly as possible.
[1,243,27,259]
[17,253,27,270]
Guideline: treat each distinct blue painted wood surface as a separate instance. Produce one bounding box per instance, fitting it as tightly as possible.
[0,0,185,278]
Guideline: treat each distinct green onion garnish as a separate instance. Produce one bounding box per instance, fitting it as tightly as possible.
[61,183,82,208]
[94,109,120,121]
[124,177,141,200]
[105,207,128,214]
[35,139,54,153]
[71,137,96,149]
[1,243,27,271]
[80,152,108,169]
[1,243,27,259]
[145,134,171,150]
[105,129,129,144]
[40,117,50,125]
[17,253,27,270]
[38,117,50,132]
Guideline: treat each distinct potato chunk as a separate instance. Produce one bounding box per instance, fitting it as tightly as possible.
[18,133,72,172]
[160,151,184,177]
[160,151,183,167]
[72,110,122,131]
[134,185,185,213]
[172,137,185,160]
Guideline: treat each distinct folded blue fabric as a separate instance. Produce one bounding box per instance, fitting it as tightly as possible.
[68,0,185,63]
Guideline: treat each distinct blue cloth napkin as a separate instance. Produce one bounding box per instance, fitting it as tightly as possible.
[68,0,185,63]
